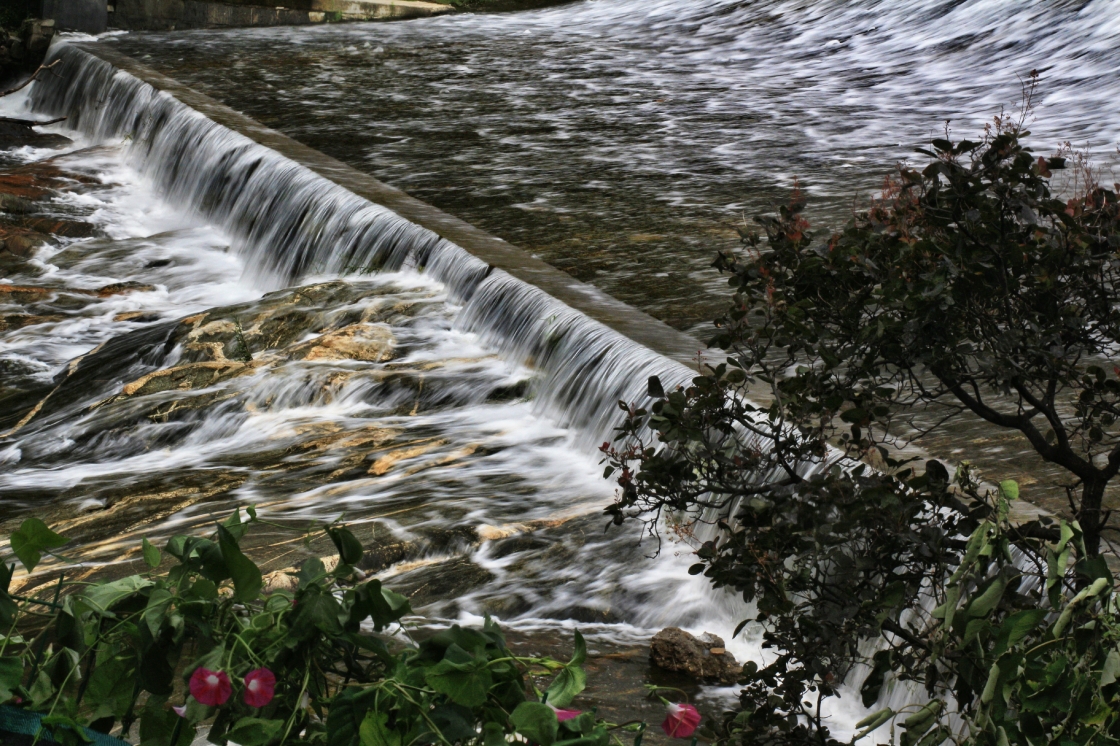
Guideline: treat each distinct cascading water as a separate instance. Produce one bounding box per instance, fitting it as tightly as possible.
[6,0,1106,732]
[0,41,827,731]
[103,0,1120,517]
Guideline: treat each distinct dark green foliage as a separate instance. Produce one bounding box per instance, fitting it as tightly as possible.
[605,105,1120,745]
[0,0,35,32]
[0,514,600,745]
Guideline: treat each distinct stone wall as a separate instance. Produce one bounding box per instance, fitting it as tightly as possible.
[41,0,107,33]
[110,0,313,31]
[109,0,451,30]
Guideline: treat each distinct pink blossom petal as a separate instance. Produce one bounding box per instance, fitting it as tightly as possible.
[661,703,701,738]
[189,668,232,706]
[243,667,277,708]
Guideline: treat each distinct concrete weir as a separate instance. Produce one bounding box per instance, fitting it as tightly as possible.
[43,43,707,370]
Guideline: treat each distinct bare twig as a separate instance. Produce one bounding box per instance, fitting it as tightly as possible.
[0,59,62,99]
[0,115,66,127]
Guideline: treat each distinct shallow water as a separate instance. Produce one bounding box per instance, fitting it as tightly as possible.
[0,82,770,724]
[106,0,1120,334]
[4,0,1120,733]
[100,0,1120,519]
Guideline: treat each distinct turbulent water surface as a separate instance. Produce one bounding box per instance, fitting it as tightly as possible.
[2,0,1120,735]
[99,0,1120,525]
[106,0,1120,332]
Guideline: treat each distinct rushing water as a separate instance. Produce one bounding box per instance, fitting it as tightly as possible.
[3,0,1120,734]
[0,44,790,731]
[105,0,1120,334]
[98,0,1120,524]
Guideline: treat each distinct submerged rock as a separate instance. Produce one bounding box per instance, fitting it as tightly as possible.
[650,627,742,685]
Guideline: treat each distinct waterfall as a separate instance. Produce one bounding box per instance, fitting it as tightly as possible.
[28,43,695,448]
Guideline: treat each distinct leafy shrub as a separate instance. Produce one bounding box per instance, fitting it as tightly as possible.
[0,511,614,746]
[604,96,1120,745]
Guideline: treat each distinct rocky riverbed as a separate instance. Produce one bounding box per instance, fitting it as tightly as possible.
[0,125,747,741]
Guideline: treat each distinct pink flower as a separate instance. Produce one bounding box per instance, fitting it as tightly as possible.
[172,705,187,718]
[551,706,581,722]
[662,703,701,738]
[243,668,277,708]
[189,668,232,706]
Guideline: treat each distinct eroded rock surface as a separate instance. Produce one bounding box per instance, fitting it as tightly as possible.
[650,626,742,684]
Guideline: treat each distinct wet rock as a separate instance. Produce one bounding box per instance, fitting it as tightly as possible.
[2,320,180,436]
[0,194,34,214]
[0,161,92,199]
[649,627,742,685]
[0,313,62,331]
[0,283,52,303]
[0,228,50,257]
[113,311,162,323]
[0,250,41,278]
[117,361,252,398]
[391,556,495,608]
[0,119,72,150]
[96,281,157,297]
[288,322,396,363]
[17,216,96,237]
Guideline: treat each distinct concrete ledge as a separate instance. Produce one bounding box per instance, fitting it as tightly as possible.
[73,43,707,368]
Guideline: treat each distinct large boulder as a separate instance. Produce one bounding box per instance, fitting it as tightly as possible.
[650,627,742,685]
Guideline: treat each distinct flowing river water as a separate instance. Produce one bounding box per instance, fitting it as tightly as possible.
[101,0,1120,516]
[2,0,1120,736]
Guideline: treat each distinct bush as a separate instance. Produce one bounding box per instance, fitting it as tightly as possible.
[0,512,622,746]
[604,95,1120,745]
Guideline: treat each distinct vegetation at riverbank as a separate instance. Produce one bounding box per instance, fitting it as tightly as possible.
[606,86,1120,745]
[0,512,701,745]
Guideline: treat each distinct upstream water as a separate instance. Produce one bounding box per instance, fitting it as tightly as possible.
[105,0,1120,333]
[102,0,1120,518]
[0,45,781,732]
[2,0,1119,735]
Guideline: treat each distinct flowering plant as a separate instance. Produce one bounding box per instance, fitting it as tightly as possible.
[0,510,636,746]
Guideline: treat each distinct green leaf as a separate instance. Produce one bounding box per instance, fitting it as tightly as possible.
[85,651,138,721]
[290,584,342,640]
[82,576,154,615]
[327,686,379,746]
[965,575,1008,618]
[546,666,587,708]
[10,518,67,573]
[142,538,161,569]
[431,703,477,743]
[569,629,587,667]
[347,580,411,631]
[993,609,1046,656]
[424,644,493,707]
[328,526,365,566]
[483,722,506,746]
[217,524,262,603]
[1101,650,1120,687]
[512,701,559,746]
[359,710,401,746]
[854,708,894,736]
[138,698,194,746]
[998,480,1019,501]
[143,588,174,636]
[0,656,21,702]
[226,717,285,746]
[40,714,94,743]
